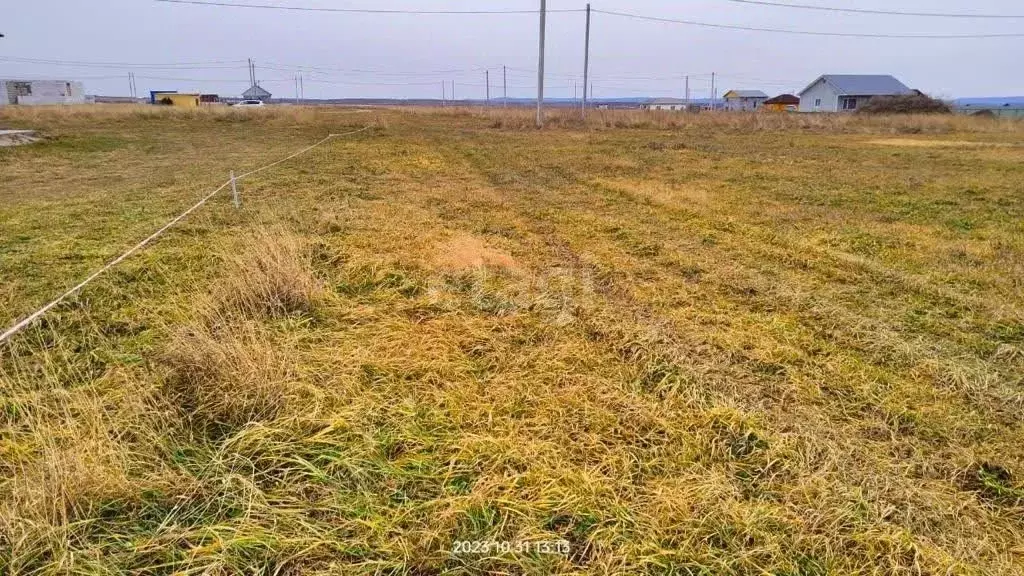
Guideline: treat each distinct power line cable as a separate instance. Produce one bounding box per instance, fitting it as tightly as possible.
[261,62,492,77]
[149,1,1024,38]
[717,0,1024,19]
[593,8,1024,38]
[154,0,583,14]
[0,56,247,69]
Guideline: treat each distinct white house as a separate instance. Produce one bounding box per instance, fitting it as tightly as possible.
[0,80,87,105]
[242,84,272,102]
[723,90,768,111]
[642,98,688,111]
[798,75,913,113]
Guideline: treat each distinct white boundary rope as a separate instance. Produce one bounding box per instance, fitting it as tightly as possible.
[0,126,371,345]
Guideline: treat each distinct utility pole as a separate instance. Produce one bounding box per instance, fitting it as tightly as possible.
[452,80,456,103]
[711,72,716,111]
[685,75,690,108]
[582,2,591,119]
[536,0,547,128]
[442,81,446,106]
[503,65,508,108]
[486,69,490,106]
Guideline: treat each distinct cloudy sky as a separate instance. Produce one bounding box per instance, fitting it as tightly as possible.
[3,0,1022,100]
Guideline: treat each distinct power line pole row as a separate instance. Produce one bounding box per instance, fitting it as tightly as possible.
[292,71,303,104]
[292,73,305,105]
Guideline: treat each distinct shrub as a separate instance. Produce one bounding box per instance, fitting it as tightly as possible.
[858,94,952,115]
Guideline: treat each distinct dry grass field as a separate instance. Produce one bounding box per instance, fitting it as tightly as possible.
[1,105,1023,575]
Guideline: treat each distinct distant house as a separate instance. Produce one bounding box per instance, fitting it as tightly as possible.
[798,75,913,112]
[954,97,1024,118]
[723,90,768,111]
[642,98,688,111]
[763,94,800,112]
[0,79,87,106]
[242,84,272,102]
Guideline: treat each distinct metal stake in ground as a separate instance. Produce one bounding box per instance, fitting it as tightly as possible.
[231,171,240,208]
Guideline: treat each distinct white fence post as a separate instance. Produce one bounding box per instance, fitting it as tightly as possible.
[230,171,240,208]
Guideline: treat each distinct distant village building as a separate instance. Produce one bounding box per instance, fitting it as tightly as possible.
[722,90,768,111]
[954,98,1024,118]
[153,92,201,108]
[0,79,86,105]
[763,94,800,112]
[150,90,176,104]
[642,98,688,111]
[242,84,272,102]
[798,75,913,113]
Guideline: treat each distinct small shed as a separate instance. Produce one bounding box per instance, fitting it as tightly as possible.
[723,90,768,111]
[763,94,800,112]
[150,90,176,104]
[154,92,201,107]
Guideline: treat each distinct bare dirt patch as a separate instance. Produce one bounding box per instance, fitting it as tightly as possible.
[434,233,519,272]
[0,130,40,147]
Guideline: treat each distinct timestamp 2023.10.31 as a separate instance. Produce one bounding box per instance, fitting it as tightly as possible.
[451,540,572,556]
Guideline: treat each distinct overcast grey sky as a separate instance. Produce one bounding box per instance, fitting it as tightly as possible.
[3,0,1022,100]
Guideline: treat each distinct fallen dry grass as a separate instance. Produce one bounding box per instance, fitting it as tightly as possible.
[1,105,1023,574]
